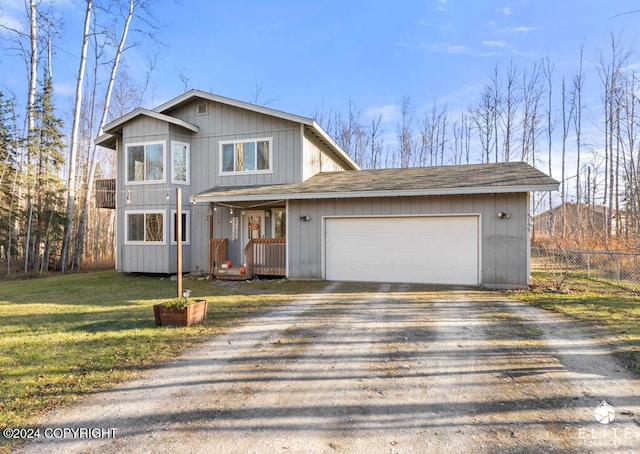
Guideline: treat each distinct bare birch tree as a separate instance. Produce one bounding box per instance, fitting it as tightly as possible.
[542,55,554,235]
[74,0,135,269]
[396,96,414,168]
[470,87,495,163]
[560,77,576,237]
[502,60,520,162]
[366,114,383,169]
[60,0,92,272]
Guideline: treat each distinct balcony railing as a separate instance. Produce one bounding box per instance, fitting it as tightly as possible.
[95,179,116,209]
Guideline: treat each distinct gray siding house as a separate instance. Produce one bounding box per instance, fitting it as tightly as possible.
[97,90,558,288]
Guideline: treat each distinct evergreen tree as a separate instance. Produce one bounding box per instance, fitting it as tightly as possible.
[0,91,19,274]
[29,73,66,272]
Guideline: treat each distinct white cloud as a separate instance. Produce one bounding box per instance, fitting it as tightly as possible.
[513,26,536,33]
[0,11,24,34]
[622,61,640,73]
[501,7,512,15]
[482,40,510,48]
[422,42,499,57]
[497,25,536,35]
[0,0,75,35]
[437,0,448,11]
[54,82,75,98]
[442,44,470,54]
[365,104,399,123]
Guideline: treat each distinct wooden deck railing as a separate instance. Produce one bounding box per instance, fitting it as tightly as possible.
[209,238,227,275]
[244,238,286,277]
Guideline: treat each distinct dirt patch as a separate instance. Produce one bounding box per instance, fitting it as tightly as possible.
[12,284,640,453]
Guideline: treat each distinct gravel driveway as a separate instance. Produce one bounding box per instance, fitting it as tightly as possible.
[14,283,640,453]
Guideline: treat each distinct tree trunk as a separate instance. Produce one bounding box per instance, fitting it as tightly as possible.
[74,0,134,269]
[60,0,92,272]
[23,0,38,273]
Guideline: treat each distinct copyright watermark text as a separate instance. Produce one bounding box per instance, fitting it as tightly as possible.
[2,427,117,440]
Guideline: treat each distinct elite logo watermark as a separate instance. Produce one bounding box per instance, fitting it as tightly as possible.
[594,400,616,425]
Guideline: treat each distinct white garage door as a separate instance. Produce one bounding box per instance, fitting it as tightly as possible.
[324,216,479,285]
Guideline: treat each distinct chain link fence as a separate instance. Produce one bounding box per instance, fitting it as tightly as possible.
[531,247,640,293]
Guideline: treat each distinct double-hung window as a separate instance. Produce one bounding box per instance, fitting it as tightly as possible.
[220,138,271,174]
[127,141,165,183]
[125,211,165,244]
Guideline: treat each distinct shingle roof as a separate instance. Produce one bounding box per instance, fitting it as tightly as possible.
[194,161,559,202]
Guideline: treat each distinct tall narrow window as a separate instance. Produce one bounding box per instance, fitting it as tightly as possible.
[171,141,190,184]
[171,210,190,244]
[273,209,286,239]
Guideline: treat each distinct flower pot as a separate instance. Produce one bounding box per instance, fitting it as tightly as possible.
[153,299,208,327]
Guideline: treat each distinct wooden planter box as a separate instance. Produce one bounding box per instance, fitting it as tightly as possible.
[153,299,208,327]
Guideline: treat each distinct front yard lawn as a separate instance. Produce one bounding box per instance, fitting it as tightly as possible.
[0,271,323,452]
[508,271,640,373]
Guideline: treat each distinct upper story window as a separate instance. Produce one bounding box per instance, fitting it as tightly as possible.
[220,138,272,174]
[171,141,190,184]
[126,141,165,184]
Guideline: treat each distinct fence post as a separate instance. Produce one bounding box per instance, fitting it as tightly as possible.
[587,252,590,279]
[616,253,620,285]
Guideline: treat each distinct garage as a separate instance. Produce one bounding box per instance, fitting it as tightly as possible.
[324,215,480,285]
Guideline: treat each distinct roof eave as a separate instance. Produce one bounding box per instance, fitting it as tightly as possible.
[153,89,314,125]
[307,122,360,171]
[95,133,118,149]
[193,183,560,203]
[102,108,199,134]
[152,90,358,171]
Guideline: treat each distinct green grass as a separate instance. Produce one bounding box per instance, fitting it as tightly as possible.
[508,271,640,372]
[0,271,322,452]
[483,309,544,341]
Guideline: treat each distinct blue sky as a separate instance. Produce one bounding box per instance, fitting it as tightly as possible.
[146,0,640,118]
[2,0,640,183]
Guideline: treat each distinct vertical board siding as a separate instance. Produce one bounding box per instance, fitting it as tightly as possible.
[116,117,198,273]
[170,100,303,190]
[288,193,528,286]
[303,131,345,181]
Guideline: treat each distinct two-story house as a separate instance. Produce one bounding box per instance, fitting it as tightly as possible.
[96,90,558,288]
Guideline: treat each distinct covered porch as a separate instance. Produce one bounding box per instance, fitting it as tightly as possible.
[203,199,287,281]
[209,237,286,280]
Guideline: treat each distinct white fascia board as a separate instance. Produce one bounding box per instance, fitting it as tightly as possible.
[309,122,360,170]
[194,184,560,203]
[103,108,199,134]
[154,89,313,126]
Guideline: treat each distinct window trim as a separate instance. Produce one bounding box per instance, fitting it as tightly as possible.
[219,137,273,176]
[171,141,190,185]
[124,210,166,245]
[170,209,190,245]
[125,140,166,185]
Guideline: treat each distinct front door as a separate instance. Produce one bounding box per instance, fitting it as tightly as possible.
[241,210,266,263]
[242,210,265,263]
